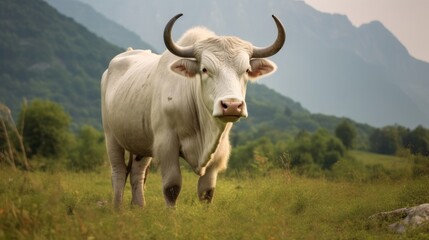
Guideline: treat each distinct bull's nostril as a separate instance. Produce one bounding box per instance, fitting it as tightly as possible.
[221,101,228,109]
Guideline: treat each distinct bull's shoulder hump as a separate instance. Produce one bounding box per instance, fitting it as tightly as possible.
[109,49,156,70]
[105,50,160,84]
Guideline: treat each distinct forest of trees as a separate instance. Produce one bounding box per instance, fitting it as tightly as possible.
[3,99,428,178]
[369,125,429,156]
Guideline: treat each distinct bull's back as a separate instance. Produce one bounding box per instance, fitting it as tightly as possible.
[102,49,160,155]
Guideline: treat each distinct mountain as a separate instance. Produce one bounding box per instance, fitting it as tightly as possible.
[0,0,122,128]
[44,0,156,51]
[76,0,429,128]
[0,0,375,148]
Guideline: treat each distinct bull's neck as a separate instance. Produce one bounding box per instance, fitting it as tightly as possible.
[192,78,230,175]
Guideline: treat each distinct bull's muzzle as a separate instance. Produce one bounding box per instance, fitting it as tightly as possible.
[213,98,248,122]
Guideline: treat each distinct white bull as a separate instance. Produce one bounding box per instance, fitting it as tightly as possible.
[101,14,285,208]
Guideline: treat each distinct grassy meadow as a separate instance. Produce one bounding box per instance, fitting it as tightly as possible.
[1,152,429,239]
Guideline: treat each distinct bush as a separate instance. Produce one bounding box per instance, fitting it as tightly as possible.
[229,137,281,173]
[68,125,105,172]
[289,129,346,172]
[412,154,429,177]
[291,152,313,169]
[19,99,73,161]
[403,126,429,156]
[398,176,429,207]
[330,157,366,182]
[365,164,389,182]
[16,100,106,172]
[335,120,356,149]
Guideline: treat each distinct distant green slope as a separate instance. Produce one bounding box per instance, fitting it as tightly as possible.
[0,0,122,128]
[234,83,374,149]
[44,0,156,51]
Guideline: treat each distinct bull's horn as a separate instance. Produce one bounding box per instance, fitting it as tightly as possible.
[163,13,195,58]
[252,15,286,58]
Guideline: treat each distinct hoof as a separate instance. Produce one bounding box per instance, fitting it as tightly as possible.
[199,188,215,203]
[164,185,181,206]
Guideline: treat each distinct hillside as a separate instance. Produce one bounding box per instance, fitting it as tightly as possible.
[76,0,429,128]
[44,0,156,51]
[234,83,374,149]
[0,0,374,146]
[0,0,122,127]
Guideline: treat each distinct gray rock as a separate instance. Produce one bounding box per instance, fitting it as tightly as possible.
[369,203,429,233]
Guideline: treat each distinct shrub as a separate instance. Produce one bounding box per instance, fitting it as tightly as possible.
[412,154,429,177]
[330,157,366,182]
[398,176,429,206]
[19,99,72,158]
[68,125,105,172]
[365,164,389,181]
[250,150,273,176]
[335,120,356,149]
[403,126,429,156]
[289,129,345,172]
[229,137,280,173]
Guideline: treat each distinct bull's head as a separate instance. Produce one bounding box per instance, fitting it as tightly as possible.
[164,14,285,123]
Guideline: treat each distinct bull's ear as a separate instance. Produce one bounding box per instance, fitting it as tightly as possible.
[248,58,277,80]
[170,59,199,78]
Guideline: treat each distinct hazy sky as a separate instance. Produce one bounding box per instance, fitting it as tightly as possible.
[304,0,429,63]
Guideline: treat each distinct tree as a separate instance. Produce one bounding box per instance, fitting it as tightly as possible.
[335,120,356,149]
[369,126,406,155]
[19,99,72,159]
[68,125,105,171]
[403,126,429,156]
[289,129,345,171]
[229,137,277,172]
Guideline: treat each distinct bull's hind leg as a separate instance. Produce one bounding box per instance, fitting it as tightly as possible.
[130,155,152,207]
[105,135,126,209]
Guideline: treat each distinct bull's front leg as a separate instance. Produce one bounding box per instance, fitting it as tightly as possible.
[161,154,181,207]
[198,136,230,203]
[130,155,152,207]
[198,164,219,203]
[155,134,182,207]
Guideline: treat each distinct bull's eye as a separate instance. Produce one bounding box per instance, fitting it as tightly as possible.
[246,69,250,73]
[202,68,208,73]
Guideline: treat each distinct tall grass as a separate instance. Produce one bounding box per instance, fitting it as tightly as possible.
[1,162,428,239]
